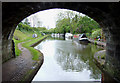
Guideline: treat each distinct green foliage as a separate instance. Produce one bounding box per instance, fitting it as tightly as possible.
[27,11,101,36]
[13,27,48,60]
[17,22,33,32]
[23,18,30,25]
[16,22,47,37]
[22,36,48,61]
[13,28,41,56]
[91,29,102,38]
[13,20,48,57]
[55,11,100,35]
[13,30,28,40]
[13,38,22,56]
[37,27,47,31]
[77,16,100,34]
[13,30,31,56]
[13,30,30,56]
[86,33,91,38]
[55,18,71,33]
[46,28,55,34]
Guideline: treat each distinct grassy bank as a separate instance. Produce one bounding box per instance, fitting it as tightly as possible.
[13,30,29,56]
[13,30,47,60]
[13,30,34,56]
[13,38,22,56]
[13,28,47,81]
[22,35,48,61]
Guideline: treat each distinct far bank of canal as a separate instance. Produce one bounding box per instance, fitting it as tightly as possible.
[32,37,103,81]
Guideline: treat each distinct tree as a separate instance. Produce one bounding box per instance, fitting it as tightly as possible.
[91,29,102,39]
[55,10,101,36]
[37,27,47,31]
[24,18,30,26]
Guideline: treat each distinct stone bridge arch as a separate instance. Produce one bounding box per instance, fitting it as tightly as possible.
[2,2,120,82]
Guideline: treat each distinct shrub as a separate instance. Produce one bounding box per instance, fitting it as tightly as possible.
[91,29,102,39]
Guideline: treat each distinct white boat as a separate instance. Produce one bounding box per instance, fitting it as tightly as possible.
[65,33,73,39]
[51,33,55,37]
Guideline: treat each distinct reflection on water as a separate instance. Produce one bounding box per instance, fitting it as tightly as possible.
[32,38,102,81]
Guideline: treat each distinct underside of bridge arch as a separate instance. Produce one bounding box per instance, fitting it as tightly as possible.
[2,2,120,82]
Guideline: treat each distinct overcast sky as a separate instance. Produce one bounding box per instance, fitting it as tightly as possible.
[23,8,85,29]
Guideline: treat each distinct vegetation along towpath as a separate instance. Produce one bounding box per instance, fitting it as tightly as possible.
[2,36,47,81]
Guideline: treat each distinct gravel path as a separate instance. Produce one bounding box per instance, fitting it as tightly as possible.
[2,42,36,81]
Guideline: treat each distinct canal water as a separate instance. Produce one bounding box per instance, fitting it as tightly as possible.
[32,37,102,81]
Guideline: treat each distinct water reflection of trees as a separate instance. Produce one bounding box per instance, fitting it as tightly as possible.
[56,51,86,72]
[55,44,102,80]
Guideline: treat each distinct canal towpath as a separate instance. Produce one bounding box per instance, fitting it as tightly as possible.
[2,38,44,81]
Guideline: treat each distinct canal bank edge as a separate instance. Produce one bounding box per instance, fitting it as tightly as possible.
[89,39,106,49]
[23,37,105,82]
[94,50,120,82]
[21,51,44,82]
[89,39,106,71]
[91,40,119,82]
[30,36,48,47]
[94,50,106,68]
[21,36,48,82]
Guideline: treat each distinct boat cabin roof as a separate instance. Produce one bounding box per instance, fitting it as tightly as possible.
[80,33,87,38]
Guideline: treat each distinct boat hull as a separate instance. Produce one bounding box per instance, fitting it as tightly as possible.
[79,39,90,45]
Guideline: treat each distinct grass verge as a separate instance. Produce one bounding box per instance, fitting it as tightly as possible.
[22,35,48,61]
[13,38,22,56]
[13,29,43,56]
[13,30,28,40]
[13,29,48,60]
[13,36,36,56]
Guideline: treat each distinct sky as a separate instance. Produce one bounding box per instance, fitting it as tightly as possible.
[23,8,85,29]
